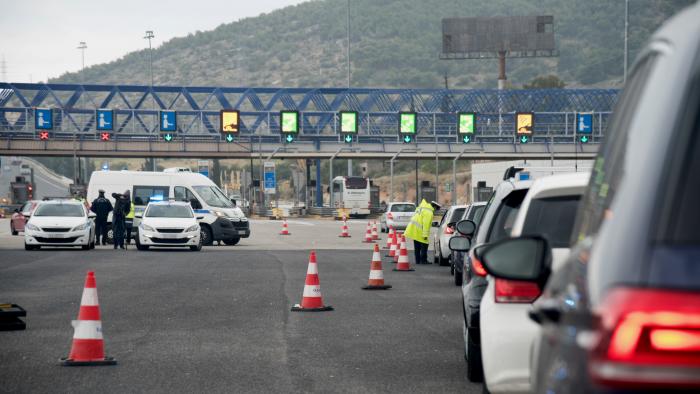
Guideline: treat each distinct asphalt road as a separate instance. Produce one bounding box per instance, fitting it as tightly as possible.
[0,219,480,393]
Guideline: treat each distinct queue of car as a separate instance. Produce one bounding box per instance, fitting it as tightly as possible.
[444,4,700,392]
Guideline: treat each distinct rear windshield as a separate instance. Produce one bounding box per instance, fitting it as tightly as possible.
[522,195,582,248]
[449,208,466,224]
[487,189,529,242]
[34,204,84,217]
[345,177,368,189]
[390,204,415,212]
[468,205,486,226]
[145,205,193,218]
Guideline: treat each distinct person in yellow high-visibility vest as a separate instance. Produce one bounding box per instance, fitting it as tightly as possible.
[404,199,441,264]
[125,200,135,246]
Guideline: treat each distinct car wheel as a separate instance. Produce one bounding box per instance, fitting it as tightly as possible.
[24,243,35,251]
[455,268,463,286]
[467,331,484,382]
[135,237,149,251]
[190,238,203,251]
[81,243,90,250]
[438,252,450,266]
[200,226,213,246]
[450,263,455,276]
[106,228,114,244]
[11,224,18,236]
[222,237,240,246]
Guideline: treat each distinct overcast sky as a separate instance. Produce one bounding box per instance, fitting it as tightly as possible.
[0,0,309,83]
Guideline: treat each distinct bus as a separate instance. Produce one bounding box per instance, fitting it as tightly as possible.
[331,176,371,217]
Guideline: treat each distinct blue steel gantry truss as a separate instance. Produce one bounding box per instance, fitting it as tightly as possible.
[0,83,619,142]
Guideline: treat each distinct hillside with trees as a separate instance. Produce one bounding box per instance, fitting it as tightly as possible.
[51,0,694,89]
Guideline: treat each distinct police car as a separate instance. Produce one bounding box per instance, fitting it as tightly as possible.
[135,200,202,251]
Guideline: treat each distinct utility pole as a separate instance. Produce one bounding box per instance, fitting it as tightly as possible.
[623,0,629,84]
[77,42,87,74]
[144,30,156,171]
[76,42,87,183]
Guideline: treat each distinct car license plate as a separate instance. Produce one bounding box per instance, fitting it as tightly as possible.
[238,230,247,235]
[45,233,64,238]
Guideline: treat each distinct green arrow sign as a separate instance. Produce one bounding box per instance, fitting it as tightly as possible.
[403,135,412,143]
[462,135,471,144]
[286,134,294,143]
[344,135,352,143]
[225,134,234,143]
[163,133,173,142]
[519,135,529,144]
[580,135,589,143]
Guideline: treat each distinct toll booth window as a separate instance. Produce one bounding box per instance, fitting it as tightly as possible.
[345,177,368,189]
[133,186,169,205]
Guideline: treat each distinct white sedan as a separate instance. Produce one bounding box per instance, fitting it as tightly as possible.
[379,202,415,232]
[136,201,202,251]
[432,204,468,266]
[480,172,589,393]
[24,200,96,250]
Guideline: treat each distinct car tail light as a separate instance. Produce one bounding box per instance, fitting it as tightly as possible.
[444,226,454,235]
[494,279,541,303]
[590,287,700,389]
[387,212,394,220]
[469,249,487,277]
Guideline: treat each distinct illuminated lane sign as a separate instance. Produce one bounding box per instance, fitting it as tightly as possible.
[220,109,240,133]
[458,112,475,144]
[516,112,534,144]
[399,112,416,143]
[35,108,53,130]
[340,111,358,133]
[577,113,593,143]
[96,109,114,131]
[160,110,177,132]
[280,110,299,143]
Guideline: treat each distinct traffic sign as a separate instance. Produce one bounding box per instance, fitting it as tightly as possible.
[160,110,177,132]
[264,161,276,194]
[100,132,111,141]
[220,109,240,133]
[577,113,593,144]
[458,112,475,134]
[225,134,235,143]
[462,135,471,144]
[516,112,533,144]
[163,133,174,142]
[285,134,295,143]
[344,134,353,144]
[403,135,413,144]
[340,111,358,133]
[198,160,209,178]
[35,108,53,130]
[38,131,50,140]
[280,111,299,133]
[96,109,114,131]
[399,112,416,134]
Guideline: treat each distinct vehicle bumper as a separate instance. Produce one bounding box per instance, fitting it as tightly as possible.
[25,229,91,246]
[139,230,200,247]
[481,279,538,393]
[386,219,409,230]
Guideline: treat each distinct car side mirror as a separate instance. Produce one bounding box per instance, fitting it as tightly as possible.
[448,236,471,252]
[480,236,551,282]
[22,212,31,218]
[135,214,143,219]
[432,221,439,227]
[456,220,476,236]
[88,212,96,218]
[196,215,204,220]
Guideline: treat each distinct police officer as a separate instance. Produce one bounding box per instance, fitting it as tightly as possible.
[111,190,131,249]
[125,199,135,245]
[404,199,441,265]
[90,189,113,245]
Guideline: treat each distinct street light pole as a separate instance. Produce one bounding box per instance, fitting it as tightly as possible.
[144,30,156,171]
[346,0,353,177]
[76,41,87,184]
[623,0,629,84]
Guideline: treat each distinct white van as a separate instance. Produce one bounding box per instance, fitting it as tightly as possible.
[87,170,250,246]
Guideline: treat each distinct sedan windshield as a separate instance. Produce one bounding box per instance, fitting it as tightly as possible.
[146,205,193,218]
[193,186,233,208]
[33,204,84,217]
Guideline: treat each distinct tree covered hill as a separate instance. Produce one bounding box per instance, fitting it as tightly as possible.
[51,0,693,89]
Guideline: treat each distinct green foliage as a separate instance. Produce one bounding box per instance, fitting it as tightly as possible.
[523,75,567,89]
[51,0,693,88]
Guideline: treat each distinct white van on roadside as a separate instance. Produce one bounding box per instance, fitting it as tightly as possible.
[87,170,250,246]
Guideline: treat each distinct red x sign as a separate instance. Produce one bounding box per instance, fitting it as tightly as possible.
[100,132,111,141]
[39,131,49,140]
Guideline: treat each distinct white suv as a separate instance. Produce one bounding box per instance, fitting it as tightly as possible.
[479,172,589,393]
[24,200,96,250]
[136,201,202,251]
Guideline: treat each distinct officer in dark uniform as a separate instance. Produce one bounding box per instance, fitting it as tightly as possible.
[111,190,131,249]
[90,189,113,245]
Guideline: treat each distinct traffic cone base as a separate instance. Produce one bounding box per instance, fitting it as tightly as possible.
[291,304,334,312]
[392,268,415,272]
[60,356,117,366]
[362,284,393,290]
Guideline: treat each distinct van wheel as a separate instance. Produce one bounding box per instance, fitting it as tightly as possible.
[200,226,213,246]
[223,237,240,246]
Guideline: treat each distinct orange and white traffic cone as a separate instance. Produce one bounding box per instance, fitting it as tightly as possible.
[338,219,351,238]
[386,230,398,258]
[280,219,290,235]
[60,271,116,366]
[291,251,333,312]
[393,234,405,263]
[362,221,373,243]
[393,235,415,272]
[362,244,392,290]
[371,221,380,241]
[384,227,395,250]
